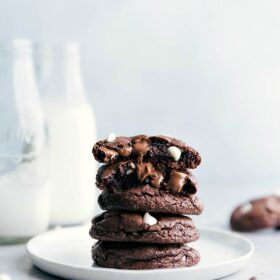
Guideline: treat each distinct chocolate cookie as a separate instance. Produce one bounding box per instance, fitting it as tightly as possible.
[90,211,199,244]
[96,160,198,194]
[98,185,203,215]
[230,195,280,231]
[92,135,201,169]
[92,241,200,269]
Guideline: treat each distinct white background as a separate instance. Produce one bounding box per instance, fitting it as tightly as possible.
[1,0,280,188]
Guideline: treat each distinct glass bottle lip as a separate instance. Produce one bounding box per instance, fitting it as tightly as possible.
[0,38,33,57]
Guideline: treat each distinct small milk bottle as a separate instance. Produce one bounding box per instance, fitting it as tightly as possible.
[0,39,49,244]
[35,42,98,226]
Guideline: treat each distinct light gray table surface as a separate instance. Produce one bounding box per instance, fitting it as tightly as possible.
[1,184,279,280]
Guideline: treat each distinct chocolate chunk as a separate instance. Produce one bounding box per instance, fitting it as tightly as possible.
[137,162,163,188]
[96,161,138,190]
[118,147,132,157]
[132,135,149,161]
[92,241,200,269]
[96,160,198,194]
[98,185,204,215]
[92,135,201,169]
[93,136,132,163]
[90,211,199,244]
[166,170,197,194]
[230,195,280,231]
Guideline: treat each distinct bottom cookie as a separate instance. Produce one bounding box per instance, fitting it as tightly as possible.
[92,241,200,270]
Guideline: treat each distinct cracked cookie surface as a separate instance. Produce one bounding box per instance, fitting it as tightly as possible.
[90,210,199,244]
[92,241,200,269]
[98,185,203,215]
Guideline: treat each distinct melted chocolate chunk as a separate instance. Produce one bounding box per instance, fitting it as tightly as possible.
[137,162,163,188]
[96,161,137,190]
[132,135,149,161]
[166,170,197,194]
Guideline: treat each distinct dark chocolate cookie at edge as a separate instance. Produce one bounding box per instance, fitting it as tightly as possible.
[230,195,280,231]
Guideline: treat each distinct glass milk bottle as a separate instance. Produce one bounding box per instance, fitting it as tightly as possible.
[0,39,49,244]
[35,42,97,226]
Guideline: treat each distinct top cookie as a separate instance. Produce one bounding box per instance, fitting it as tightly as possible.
[92,135,201,169]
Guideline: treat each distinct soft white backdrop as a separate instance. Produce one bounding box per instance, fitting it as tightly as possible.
[1,0,280,188]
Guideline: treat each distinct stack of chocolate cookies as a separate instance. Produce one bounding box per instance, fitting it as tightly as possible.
[90,134,203,270]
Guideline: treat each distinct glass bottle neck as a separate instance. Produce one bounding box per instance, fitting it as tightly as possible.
[0,40,45,158]
[0,42,42,111]
[38,43,87,106]
[62,46,87,105]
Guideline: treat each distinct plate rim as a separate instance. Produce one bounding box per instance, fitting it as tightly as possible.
[26,225,255,274]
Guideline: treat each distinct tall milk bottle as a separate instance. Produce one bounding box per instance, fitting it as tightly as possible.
[0,39,49,244]
[35,42,98,226]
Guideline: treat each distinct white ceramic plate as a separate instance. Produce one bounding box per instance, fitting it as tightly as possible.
[26,225,254,280]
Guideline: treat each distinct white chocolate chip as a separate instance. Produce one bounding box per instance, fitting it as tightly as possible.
[143,212,157,226]
[106,133,116,142]
[158,174,164,184]
[168,146,181,161]
[239,203,253,214]
[0,273,13,280]
[126,162,136,174]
